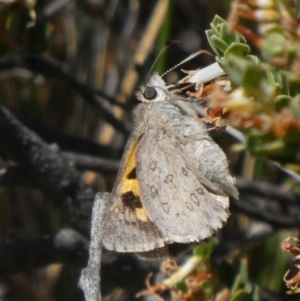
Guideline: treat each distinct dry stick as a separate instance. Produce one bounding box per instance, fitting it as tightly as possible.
[35,0,72,23]
[79,193,110,301]
[230,196,300,228]
[120,0,170,99]
[96,0,170,143]
[63,151,120,173]
[23,55,130,136]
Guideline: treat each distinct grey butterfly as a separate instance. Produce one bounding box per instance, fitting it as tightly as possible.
[101,73,239,259]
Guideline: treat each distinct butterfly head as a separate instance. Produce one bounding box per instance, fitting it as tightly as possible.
[136,73,174,103]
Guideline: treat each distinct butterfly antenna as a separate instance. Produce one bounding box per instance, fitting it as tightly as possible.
[144,40,179,84]
[162,49,212,77]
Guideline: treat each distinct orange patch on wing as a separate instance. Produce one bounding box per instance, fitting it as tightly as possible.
[119,138,148,222]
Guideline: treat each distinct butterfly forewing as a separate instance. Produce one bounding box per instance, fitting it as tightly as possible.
[137,128,229,243]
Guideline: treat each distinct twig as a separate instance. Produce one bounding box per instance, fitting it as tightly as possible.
[17,117,122,159]
[236,177,298,205]
[79,193,109,301]
[231,195,300,228]
[0,149,120,188]
[36,0,73,22]
[63,151,120,173]
[0,56,130,135]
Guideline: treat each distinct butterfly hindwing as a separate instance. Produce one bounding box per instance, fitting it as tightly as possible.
[101,133,166,253]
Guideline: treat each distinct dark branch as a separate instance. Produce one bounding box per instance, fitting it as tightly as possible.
[231,195,300,228]
[0,56,130,135]
[17,117,124,159]
[36,0,73,22]
[0,152,119,188]
[23,55,130,135]
[233,177,300,228]
[0,104,95,233]
[236,177,298,205]
[63,151,120,173]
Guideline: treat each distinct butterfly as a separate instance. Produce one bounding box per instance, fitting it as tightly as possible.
[101,72,238,259]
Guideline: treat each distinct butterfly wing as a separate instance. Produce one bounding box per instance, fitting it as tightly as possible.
[137,128,230,244]
[101,131,166,253]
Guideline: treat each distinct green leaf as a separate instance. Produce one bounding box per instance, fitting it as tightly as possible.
[216,54,248,86]
[206,30,227,57]
[247,131,270,151]
[274,95,292,111]
[231,275,243,296]
[211,15,227,29]
[262,32,286,59]
[239,259,249,284]
[210,35,229,57]
[288,77,300,96]
[230,289,251,301]
[252,286,260,301]
[246,55,261,64]
[175,279,187,292]
[265,69,277,86]
[290,95,300,120]
[194,239,217,257]
[206,16,248,59]
[242,64,262,92]
[224,43,250,58]
[220,23,245,45]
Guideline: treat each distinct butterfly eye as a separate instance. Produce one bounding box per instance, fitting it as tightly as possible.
[143,87,157,100]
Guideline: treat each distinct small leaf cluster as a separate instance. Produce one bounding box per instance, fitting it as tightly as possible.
[206,13,300,172]
[159,241,260,301]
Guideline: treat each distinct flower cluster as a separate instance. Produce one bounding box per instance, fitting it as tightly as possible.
[282,237,300,294]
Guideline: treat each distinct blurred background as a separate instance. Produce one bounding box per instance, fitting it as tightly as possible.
[0,0,300,301]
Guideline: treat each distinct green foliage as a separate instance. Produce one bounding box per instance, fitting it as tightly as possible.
[206,15,247,58]
[1,2,50,55]
[229,260,259,301]
[194,239,217,257]
[206,15,300,172]
[169,241,260,301]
